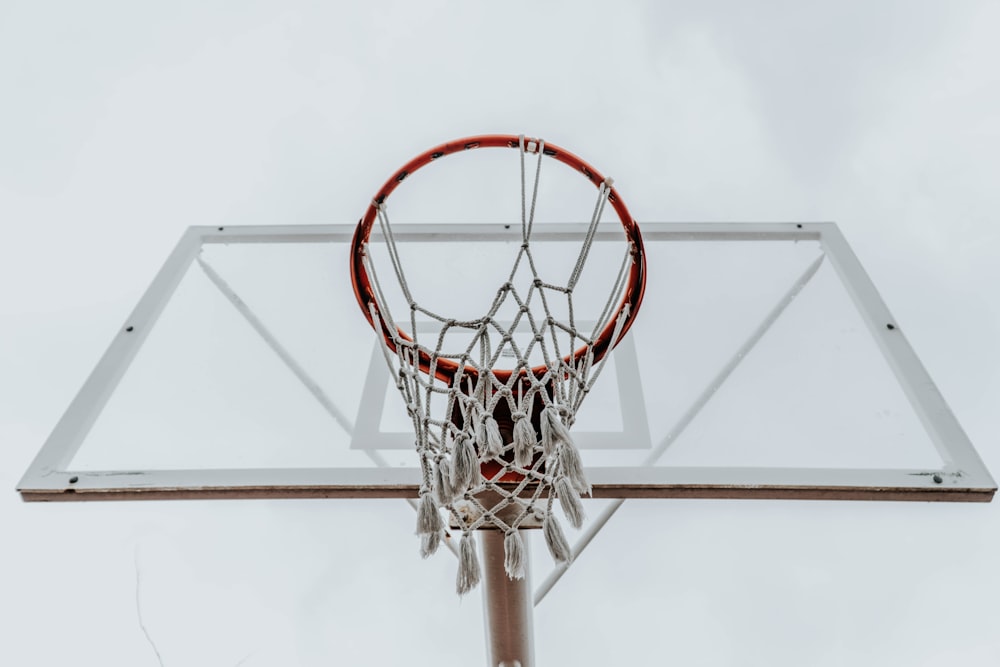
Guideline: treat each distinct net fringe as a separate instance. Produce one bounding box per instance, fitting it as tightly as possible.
[457,533,482,594]
[504,531,526,580]
[543,514,572,563]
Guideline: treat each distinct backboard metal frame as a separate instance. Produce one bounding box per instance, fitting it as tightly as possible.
[17,223,996,503]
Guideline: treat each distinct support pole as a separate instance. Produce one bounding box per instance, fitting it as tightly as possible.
[481,530,534,667]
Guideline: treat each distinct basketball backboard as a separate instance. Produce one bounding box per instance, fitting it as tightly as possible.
[17,222,996,503]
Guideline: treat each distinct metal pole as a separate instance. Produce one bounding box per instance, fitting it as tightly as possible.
[481,530,534,667]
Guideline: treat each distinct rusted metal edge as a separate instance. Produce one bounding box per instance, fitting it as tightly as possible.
[19,484,995,503]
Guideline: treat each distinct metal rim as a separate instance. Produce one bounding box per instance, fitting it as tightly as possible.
[350,133,646,384]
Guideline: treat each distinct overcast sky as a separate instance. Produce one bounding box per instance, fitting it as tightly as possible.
[2,1,999,665]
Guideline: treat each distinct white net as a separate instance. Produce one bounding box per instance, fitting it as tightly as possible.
[357,136,642,593]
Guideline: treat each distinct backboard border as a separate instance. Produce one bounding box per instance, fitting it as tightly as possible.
[17,223,996,503]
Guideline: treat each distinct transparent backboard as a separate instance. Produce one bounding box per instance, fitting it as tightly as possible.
[17,223,995,502]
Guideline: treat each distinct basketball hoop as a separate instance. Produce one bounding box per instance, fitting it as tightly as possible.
[351,134,645,592]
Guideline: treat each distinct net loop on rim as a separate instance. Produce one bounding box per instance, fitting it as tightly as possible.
[351,134,645,593]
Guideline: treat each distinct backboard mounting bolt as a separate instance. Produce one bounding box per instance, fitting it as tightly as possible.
[886,323,896,330]
[68,476,78,484]
[125,326,134,332]
[932,474,943,484]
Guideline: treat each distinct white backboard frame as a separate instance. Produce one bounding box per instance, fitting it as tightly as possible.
[17,223,996,503]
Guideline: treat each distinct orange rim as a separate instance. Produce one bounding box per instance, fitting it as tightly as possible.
[351,134,645,385]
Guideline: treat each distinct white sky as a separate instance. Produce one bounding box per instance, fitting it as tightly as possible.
[2,1,1000,665]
